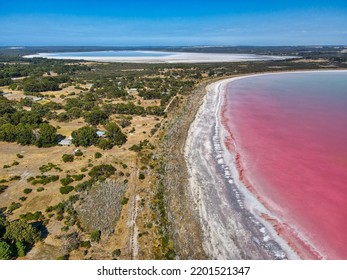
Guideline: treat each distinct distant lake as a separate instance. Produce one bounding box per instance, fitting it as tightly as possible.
[24,50,295,63]
[46,50,174,57]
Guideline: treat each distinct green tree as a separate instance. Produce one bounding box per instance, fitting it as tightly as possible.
[118,118,131,128]
[36,123,57,147]
[31,103,49,118]
[0,241,12,260]
[0,216,9,237]
[94,152,102,159]
[57,112,69,122]
[4,220,41,244]
[0,123,17,142]
[90,230,100,243]
[0,97,16,116]
[60,176,73,186]
[88,164,116,181]
[97,139,114,150]
[67,107,82,119]
[18,111,42,126]
[59,185,74,195]
[0,78,12,87]
[84,109,108,125]
[105,122,127,145]
[22,76,61,92]
[71,126,98,147]
[74,149,83,156]
[16,241,26,257]
[16,124,35,145]
[62,154,74,163]
[64,98,83,111]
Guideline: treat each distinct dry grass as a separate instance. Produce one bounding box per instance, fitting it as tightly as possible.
[0,105,163,259]
[0,70,167,259]
[50,118,86,137]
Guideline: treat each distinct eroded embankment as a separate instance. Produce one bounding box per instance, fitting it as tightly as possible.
[159,81,216,259]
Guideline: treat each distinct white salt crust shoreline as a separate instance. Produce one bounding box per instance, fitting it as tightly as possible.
[23,51,296,63]
[184,70,347,260]
[184,75,296,259]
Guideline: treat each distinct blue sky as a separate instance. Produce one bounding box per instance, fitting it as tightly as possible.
[1,0,346,46]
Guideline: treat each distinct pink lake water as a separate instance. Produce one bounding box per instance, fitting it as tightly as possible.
[222,71,347,259]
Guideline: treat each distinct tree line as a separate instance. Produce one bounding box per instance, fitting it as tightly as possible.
[0,96,58,147]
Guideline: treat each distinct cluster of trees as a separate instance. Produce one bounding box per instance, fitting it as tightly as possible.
[0,58,90,78]
[0,63,30,79]
[93,82,128,99]
[88,164,116,181]
[129,139,155,152]
[83,109,108,125]
[138,89,163,100]
[59,97,163,124]
[0,122,58,147]
[64,95,96,111]
[22,75,70,92]
[0,97,58,147]
[71,126,99,147]
[0,216,41,260]
[0,78,12,87]
[71,122,126,150]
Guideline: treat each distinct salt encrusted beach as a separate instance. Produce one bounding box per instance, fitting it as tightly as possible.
[184,75,299,260]
[24,51,295,63]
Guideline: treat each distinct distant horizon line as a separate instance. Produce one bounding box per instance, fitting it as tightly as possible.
[1,44,347,48]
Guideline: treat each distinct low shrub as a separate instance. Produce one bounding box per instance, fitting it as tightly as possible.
[71,174,85,181]
[80,241,91,249]
[60,176,74,186]
[7,202,22,213]
[20,211,44,221]
[60,185,74,195]
[90,230,101,243]
[121,197,129,205]
[94,152,102,159]
[0,185,8,194]
[23,188,32,194]
[29,175,59,185]
[74,150,83,156]
[9,175,21,181]
[62,154,74,163]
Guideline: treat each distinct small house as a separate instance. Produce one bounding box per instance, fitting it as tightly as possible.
[58,139,72,146]
[96,131,106,138]
[32,97,43,102]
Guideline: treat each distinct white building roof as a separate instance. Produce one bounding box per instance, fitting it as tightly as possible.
[96,131,106,137]
[58,139,72,146]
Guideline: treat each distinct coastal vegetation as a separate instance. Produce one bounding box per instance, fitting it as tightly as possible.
[0,46,346,260]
